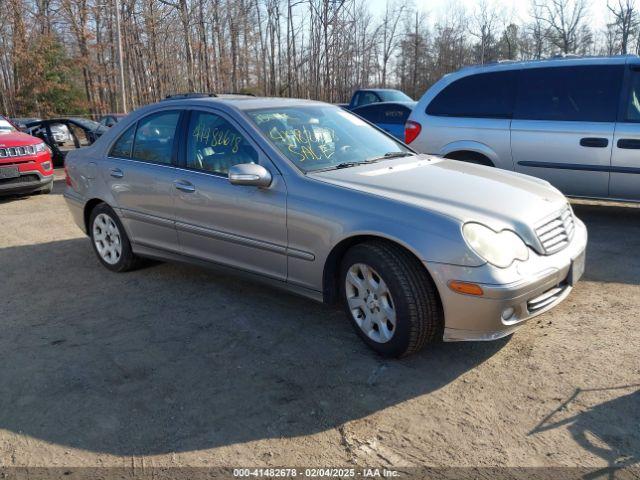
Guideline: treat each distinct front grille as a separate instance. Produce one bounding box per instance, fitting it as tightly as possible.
[527,283,568,313]
[535,205,575,254]
[0,174,39,186]
[0,145,36,158]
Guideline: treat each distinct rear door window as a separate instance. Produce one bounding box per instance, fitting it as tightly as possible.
[109,124,136,158]
[131,111,181,164]
[426,71,516,118]
[514,65,623,122]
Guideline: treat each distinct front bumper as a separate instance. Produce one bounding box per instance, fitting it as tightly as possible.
[0,169,53,195]
[427,218,588,341]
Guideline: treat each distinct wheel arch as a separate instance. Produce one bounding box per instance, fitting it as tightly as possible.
[322,234,436,305]
[83,198,107,234]
[439,141,498,167]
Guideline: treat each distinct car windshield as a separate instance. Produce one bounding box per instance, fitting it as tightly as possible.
[378,90,413,102]
[0,119,16,132]
[247,105,412,172]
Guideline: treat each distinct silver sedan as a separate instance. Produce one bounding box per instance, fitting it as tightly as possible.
[63,95,587,357]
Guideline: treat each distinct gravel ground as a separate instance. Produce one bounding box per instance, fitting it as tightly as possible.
[0,169,638,472]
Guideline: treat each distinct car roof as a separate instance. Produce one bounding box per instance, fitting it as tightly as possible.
[359,88,404,92]
[158,96,328,112]
[458,54,637,74]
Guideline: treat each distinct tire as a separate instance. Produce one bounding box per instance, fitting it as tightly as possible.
[89,203,141,272]
[339,240,443,358]
[38,182,53,194]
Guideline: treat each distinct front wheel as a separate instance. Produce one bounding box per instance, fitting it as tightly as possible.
[89,203,141,272]
[340,241,443,357]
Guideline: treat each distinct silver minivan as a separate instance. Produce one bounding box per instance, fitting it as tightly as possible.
[407,55,640,202]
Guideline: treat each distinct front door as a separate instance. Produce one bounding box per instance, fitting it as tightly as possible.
[102,110,183,252]
[173,109,288,281]
[611,65,640,201]
[511,64,622,198]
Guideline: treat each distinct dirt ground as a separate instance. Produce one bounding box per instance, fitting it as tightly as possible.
[0,169,638,473]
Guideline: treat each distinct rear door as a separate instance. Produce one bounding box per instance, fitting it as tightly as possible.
[610,64,640,200]
[511,65,622,197]
[102,110,183,252]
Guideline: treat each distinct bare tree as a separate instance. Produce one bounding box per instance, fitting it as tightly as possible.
[379,0,405,87]
[534,0,589,54]
[607,0,638,54]
[469,0,500,64]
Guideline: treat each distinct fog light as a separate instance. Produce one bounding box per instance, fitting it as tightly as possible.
[501,307,515,321]
[42,161,52,170]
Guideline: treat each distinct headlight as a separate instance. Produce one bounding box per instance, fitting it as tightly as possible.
[462,222,529,268]
[35,142,50,153]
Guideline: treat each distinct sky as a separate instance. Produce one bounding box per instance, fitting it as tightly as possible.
[367,0,612,33]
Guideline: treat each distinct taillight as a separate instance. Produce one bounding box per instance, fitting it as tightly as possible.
[64,164,72,187]
[404,120,421,144]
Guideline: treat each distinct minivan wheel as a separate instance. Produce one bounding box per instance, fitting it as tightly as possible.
[89,203,140,272]
[339,241,443,357]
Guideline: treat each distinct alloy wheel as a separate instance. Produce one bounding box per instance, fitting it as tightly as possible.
[345,263,397,343]
[93,213,123,265]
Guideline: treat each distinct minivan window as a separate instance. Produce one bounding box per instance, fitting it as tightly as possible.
[186,111,258,176]
[426,71,516,118]
[514,65,623,122]
[625,70,640,122]
[131,111,180,164]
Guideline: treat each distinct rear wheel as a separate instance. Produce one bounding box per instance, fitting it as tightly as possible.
[339,241,443,357]
[89,203,141,272]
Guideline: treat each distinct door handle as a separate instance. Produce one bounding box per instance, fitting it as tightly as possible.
[173,180,196,193]
[109,168,124,178]
[617,138,640,149]
[580,137,608,148]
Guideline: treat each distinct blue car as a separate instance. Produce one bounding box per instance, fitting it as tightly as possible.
[352,101,417,140]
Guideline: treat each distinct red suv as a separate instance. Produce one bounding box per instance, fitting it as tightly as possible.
[0,115,54,195]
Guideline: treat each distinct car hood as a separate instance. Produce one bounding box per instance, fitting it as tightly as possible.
[308,155,568,240]
[0,131,42,147]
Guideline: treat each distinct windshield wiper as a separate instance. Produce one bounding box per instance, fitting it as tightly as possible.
[365,151,415,162]
[311,152,415,173]
[313,161,364,172]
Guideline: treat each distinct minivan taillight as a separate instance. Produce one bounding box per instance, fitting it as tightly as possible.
[404,120,421,144]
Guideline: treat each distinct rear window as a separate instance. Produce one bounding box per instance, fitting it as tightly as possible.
[426,71,516,119]
[514,65,623,122]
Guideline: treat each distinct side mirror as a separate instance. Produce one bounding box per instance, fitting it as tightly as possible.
[228,163,272,188]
